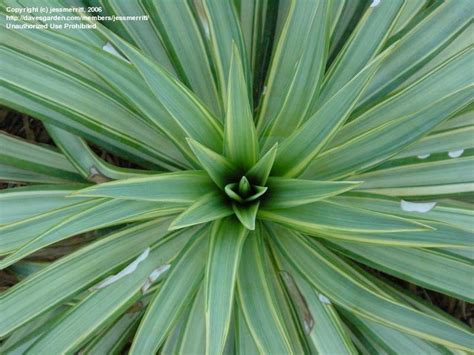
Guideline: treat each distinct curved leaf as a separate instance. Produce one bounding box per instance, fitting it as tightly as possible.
[332,42,473,148]
[0,185,88,225]
[203,0,250,104]
[272,52,388,177]
[224,45,258,170]
[142,0,222,116]
[0,199,185,268]
[129,228,208,354]
[237,228,294,353]
[205,217,248,354]
[273,233,473,351]
[0,219,174,337]
[358,0,473,107]
[188,138,238,188]
[259,200,430,235]
[169,192,233,230]
[272,248,357,355]
[316,0,404,105]
[232,201,259,231]
[1,46,178,169]
[97,0,175,72]
[354,156,474,196]
[395,125,474,159]
[257,0,330,141]
[74,171,214,202]
[263,177,360,209]
[45,124,156,181]
[245,143,278,186]
[96,26,224,153]
[306,86,473,180]
[332,193,474,232]
[26,229,191,353]
[0,133,83,183]
[331,242,474,301]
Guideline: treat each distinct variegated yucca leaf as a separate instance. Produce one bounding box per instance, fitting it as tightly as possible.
[0,0,473,353]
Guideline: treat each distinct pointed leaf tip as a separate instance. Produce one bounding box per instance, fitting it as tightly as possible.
[233,202,259,230]
[246,143,278,186]
[224,44,258,169]
[169,192,233,230]
[238,176,251,196]
[187,138,237,189]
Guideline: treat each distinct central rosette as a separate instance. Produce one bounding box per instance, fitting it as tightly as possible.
[224,176,268,205]
[72,47,365,234]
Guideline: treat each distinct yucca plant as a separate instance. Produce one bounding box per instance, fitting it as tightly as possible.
[1,0,473,353]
